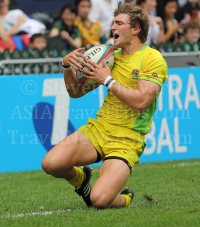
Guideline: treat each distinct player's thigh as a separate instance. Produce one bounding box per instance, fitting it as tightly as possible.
[90,159,130,205]
[42,130,98,170]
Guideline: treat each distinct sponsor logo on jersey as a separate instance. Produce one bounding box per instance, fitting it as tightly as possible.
[152,73,158,77]
[120,60,131,64]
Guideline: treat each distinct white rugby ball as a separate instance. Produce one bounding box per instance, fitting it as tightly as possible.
[76,44,114,84]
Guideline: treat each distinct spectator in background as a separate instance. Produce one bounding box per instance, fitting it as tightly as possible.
[50,4,81,49]
[136,0,165,45]
[89,0,118,38]
[0,16,26,37]
[0,0,26,52]
[0,32,14,52]
[182,0,200,24]
[180,20,200,43]
[0,0,46,37]
[0,0,26,36]
[30,33,47,51]
[74,0,102,49]
[157,0,179,43]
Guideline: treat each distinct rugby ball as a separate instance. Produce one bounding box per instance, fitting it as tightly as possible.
[76,44,114,84]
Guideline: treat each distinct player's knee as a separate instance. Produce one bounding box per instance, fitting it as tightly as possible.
[42,157,52,174]
[42,156,62,175]
[90,191,111,209]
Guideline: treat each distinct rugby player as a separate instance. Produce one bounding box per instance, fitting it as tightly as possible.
[42,3,168,209]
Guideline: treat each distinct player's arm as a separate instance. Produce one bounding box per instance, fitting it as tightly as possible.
[84,62,160,112]
[82,58,166,112]
[63,48,99,98]
[107,80,160,112]
[64,67,99,98]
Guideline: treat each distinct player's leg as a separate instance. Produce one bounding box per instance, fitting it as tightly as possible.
[42,130,99,206]
[42,130,98,179]
[90,159,132,209]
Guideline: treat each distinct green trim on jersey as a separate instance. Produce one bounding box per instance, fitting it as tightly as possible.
[140,45,149,52]
[114,50,122,56]
[132,94,158,134]
[138,77,162,87]
[142,140,147,153]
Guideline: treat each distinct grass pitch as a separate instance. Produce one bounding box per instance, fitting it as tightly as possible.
[0,159,200,227]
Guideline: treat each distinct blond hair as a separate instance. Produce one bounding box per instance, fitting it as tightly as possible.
[114,3,149,43]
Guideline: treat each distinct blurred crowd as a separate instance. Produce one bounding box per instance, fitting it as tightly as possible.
[0,0,199,55]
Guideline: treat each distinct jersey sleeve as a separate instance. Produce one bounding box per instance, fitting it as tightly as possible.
[138,51,168,87]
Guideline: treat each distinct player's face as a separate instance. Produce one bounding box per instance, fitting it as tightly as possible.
[62,8,73,26]
[185,28,200,43]
[77,1,90,20]
[111,14,133,48]
[142,0,157,14]
[164,1,177,18]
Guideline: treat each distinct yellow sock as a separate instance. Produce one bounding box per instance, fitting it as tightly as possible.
[121,194,131,208]
[67,167,85,188]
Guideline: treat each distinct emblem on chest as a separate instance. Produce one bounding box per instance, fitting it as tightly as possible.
[131,69,140,80]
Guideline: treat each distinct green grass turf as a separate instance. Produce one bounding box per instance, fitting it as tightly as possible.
[0,159,200,227]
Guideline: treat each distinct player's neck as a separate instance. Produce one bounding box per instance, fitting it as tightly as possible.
[121,41,144,56]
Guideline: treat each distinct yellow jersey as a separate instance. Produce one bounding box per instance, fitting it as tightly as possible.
[74,19,102,46]
[97,45,168,135]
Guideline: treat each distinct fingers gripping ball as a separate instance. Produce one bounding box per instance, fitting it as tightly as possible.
[76,44,114,84]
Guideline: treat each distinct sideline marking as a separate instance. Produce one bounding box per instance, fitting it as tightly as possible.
[172,161,200,167]
[137,161,200,169]
[0,208,84,219]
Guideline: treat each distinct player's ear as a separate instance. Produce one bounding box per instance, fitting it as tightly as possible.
[132,26,141,35]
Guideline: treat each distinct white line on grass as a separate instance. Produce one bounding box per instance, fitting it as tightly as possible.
[172,161,200,167]
[0,208,85,219]
[137,161,200,169]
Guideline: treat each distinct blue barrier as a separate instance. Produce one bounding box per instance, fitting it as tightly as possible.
[0,67,199,172]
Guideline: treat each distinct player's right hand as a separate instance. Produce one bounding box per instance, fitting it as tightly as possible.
[62,48,88,70]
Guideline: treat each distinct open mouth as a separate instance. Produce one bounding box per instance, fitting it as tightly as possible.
[113,34,119,40]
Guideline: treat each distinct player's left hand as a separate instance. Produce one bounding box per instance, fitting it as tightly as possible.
[82,60,111,85]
